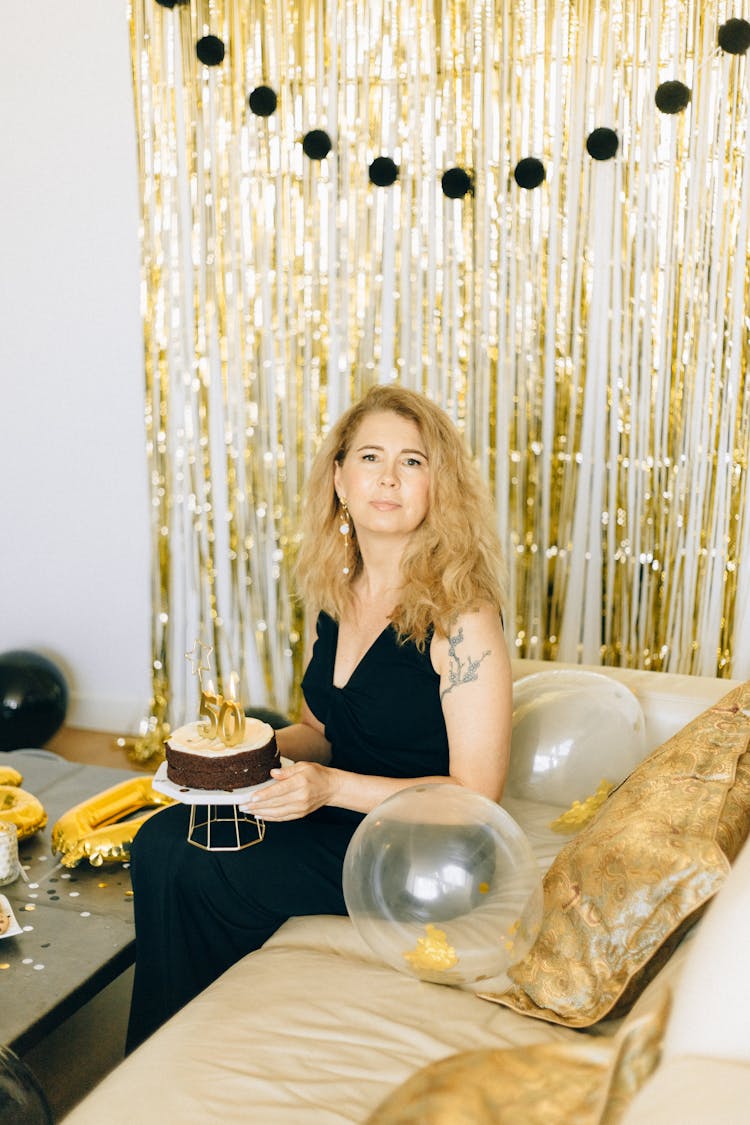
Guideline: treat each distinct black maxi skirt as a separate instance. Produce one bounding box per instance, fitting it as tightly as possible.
[125,802,362,1052]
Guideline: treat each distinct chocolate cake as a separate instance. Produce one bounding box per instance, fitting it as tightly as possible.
[165,717,280,791]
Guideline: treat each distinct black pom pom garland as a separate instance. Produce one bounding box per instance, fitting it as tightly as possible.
[248,86,278,117]
[369,156,399,186]
[586,127,619,161]
[718,18,750,55]
[655,80,691,114]
[196,35,225,66]
[513,157,546,189]
[302,129,333,160]
[441,167,473,198]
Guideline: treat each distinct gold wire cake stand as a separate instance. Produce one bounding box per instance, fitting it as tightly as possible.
[153,762,271,851]
[187,804,266,851]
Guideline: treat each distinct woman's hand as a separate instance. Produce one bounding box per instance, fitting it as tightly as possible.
[240,761,337,821]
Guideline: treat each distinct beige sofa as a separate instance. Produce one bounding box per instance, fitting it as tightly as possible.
[64,661,750,1123]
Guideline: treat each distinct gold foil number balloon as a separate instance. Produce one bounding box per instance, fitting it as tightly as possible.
[0,768,47,841]
[51,777,175,867]
[343,784,543,987]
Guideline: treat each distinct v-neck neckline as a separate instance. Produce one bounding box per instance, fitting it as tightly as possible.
[331,620,391,691]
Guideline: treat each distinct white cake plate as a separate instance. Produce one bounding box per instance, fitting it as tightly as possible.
[152,759,293,852]
[152,758,292,806]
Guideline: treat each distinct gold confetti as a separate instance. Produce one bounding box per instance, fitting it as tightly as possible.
[550,780,616,834]
[404,923,459,973]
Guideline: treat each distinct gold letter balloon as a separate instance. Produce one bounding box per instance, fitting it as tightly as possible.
[0,767,47,841]
[51,777,174,868]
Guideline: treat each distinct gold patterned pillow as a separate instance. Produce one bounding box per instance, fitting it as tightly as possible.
[479,683,750,1027]
[367,994,670,1125]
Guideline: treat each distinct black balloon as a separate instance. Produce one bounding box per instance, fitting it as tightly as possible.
[655,80,691,114]
[245,706,292,730]
[0,651,68,752]
[0,1046,53,1125]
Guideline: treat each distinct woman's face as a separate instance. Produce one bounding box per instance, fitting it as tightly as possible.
[333,410,430,541]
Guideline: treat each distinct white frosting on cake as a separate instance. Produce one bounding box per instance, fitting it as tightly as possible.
[167,718,274,757]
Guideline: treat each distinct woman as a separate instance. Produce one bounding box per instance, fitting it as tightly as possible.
[126,384,512,1051]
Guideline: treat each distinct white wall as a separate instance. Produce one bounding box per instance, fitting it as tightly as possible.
[0,1,150,732]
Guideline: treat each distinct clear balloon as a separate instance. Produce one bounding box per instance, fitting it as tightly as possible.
[343,784,543,987]
[507,670,647,807]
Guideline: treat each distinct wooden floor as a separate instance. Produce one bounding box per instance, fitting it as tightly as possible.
[45,726,154,772]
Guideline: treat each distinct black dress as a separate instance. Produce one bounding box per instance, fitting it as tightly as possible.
[125,612,449,1050]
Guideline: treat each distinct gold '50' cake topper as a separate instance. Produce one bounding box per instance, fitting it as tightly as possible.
[185,641,246,748]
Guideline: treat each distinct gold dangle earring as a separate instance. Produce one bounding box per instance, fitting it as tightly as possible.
[339,498,351,576]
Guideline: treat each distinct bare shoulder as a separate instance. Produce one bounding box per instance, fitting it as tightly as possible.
[430,602,509,691]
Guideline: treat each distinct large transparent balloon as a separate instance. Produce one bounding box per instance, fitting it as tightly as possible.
[506,670,647,807]
[343,784,543,987]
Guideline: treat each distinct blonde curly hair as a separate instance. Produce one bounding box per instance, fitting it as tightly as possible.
[296,384,507,648]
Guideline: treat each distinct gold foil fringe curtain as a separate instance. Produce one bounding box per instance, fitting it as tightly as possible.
[128,0,750,757]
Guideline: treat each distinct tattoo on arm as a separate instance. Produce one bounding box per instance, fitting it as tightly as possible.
[440,626,491,701]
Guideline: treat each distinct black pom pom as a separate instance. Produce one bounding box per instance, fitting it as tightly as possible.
[155,0,189,8]
[302,129,332,160]
[196,36,225,66]
[368,156,399,186]
[655,80,691,114]
[248,86,278,117]
[441,167,473,199]
[586,127,619,161]
[513,157,546,189]
[718,18,750,55]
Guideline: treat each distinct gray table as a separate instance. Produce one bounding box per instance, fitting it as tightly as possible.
[1,750,143,1053]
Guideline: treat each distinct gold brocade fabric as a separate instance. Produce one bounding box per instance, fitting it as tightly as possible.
[367,1042,612,1125]
[368,980,671,1124]
[596,998,671,1123]
[480,683,750,1027]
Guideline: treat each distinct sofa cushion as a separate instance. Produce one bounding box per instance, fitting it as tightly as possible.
[480,682,750,1027]
[62,916,581,1125]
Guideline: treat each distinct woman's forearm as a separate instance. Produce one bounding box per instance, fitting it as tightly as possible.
[326,768,461,813]
[275,722,332,764]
